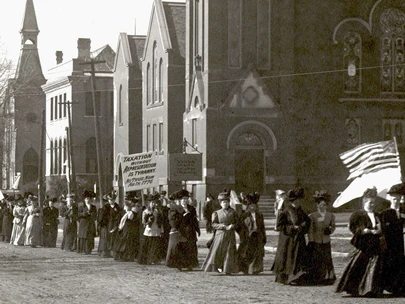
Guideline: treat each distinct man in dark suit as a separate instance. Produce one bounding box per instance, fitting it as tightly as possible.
[77,190,98,255]
[380,183,405,294]
[42,197,60,247]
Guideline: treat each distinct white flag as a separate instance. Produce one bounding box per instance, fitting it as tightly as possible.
[333,167,402,208]
[0,190,4,200]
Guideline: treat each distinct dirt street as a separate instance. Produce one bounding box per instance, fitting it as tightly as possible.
[0,230,403,304]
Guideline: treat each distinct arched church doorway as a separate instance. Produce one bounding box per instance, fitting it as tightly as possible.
[227,121,277,195]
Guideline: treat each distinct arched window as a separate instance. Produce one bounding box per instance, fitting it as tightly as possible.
[86,137,97,173]
[159,59,164,102]
[380,8,405,93]
[194,96,199,108]
[153,42,158,103]
[118,85,123,125]
[23,148,38,184]
[146,63,151,105]
[343,32,361,93]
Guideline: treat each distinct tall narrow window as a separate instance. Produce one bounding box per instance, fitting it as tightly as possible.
[159,122,163,153]
[118,85,123,125]
[159,59,164,102]
[380,8,405,93]
[50,97,54,120]
[146,63,151,105]
[86,137,97,173]
[54,95,58,120]
[58,138,62,175]
[228,0,242,68]
[153,124,157,152]
[63,138,67,174]
[343,32,361,93]
[153,42,158,104]
[50,140,54,174]
[63,93,67,118]
[146,125,151,152]
[53,139,58,174]
[192,118,197,147]
[59,94,63,119]
[257,0,271,69]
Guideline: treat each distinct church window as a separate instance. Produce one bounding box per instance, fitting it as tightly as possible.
[146,63,151,105]
[159,122,164,153]
[159,59,164,102]
[86,137,97,173]
[383,119,405,146]
[343,32,361,93]
[257,0,271,69]
[380,8,405,93]
[118,85,123,125]
[153,42,158,104]
[228,0,242,68]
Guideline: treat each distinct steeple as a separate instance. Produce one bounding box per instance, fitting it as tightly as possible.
[15,0,45,82]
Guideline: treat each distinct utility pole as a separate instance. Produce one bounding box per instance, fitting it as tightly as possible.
[80,59,105,207]
[38,109,45,218]
[59,101,78,195]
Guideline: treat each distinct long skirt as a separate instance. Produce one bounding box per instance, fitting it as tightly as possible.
[201,230,239,274]
[2,216,13,242]
[114,224,139,262]
[166,232,190,269]
[305,242,336,285]
[10,222,25,246]
[77,237,94,254]
[43,224,58,247]
[61,219,77,251]
[24,215,42,247]
[138,236,162,265]
[336,248,383,296]
[98,227,114,257]
[238,232,265,275]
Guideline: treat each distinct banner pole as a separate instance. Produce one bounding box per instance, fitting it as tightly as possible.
[393,137,402,182]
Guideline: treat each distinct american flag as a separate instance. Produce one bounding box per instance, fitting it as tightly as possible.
[340,140,400,180]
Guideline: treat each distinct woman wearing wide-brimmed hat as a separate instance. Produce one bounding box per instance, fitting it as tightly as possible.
[336,187,385,297]
[202,191,240,275]
[1,197,14,242]
[61,194,78,252]
[77,189,97,254]
[97,190,121,258]
[10,194,26,246]
[23,195,42,248]
[272,187,310,285]
[305,190,336,285]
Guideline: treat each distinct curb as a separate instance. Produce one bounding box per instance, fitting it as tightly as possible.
[263,246,349,258]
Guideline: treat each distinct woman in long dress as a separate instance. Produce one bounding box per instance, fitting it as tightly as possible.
[273,187,310,285]
[10,195,26,246]
[24,198,42,248]
[336,187,385,297]
[1,200,14,242]
[138,194,163,265]
[61,195,78,251]
[114,201,141,262]
[202,191,239,275]
[238,192,266,275]
[305,190,336,285]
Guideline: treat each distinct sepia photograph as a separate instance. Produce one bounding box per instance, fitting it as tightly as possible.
[1,0,405,303]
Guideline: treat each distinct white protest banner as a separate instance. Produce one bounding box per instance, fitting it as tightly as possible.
[121,152,159,191]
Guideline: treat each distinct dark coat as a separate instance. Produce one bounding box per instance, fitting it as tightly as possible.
[273,204,310,284]
[77,203,97,239]
[43,206,59,227]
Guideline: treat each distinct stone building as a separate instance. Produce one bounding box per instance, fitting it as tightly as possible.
[1,0,46,193]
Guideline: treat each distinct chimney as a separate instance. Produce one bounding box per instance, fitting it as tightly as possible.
[77,38,91,59]
[56,51,63,64]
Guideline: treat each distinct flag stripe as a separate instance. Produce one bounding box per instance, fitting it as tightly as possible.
[340,140,399,180]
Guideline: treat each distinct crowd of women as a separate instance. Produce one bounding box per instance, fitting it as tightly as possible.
[1,183,405,298]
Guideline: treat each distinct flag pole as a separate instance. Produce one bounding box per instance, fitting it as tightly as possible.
[393,136,402,182]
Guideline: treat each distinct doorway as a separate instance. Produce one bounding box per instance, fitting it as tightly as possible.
[234,148,264,194]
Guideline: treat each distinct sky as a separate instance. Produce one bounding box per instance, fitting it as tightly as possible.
[0,0,184,77]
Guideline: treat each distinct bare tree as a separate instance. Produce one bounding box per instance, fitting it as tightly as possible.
[0,41,14,103]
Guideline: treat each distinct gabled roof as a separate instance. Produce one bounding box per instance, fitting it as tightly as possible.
[91,44,116,72]
[142,0,186,60]
[113,33,146,72]
[21,0,39,34]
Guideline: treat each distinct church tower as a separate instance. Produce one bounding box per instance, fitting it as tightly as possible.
[1,0,46,193]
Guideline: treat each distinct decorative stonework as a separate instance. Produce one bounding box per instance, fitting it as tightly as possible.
[380,8,405,36]
[346,118,360,145]
[343,32,361,93]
